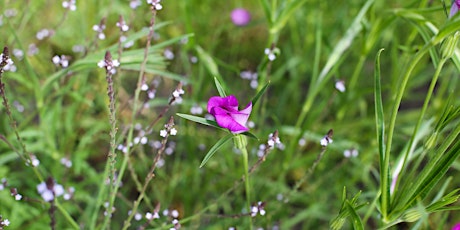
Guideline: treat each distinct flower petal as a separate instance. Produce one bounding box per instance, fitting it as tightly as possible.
[207,95,252,133]
[230,102,252,126]
[207,95,239,114]
[451,3,459,18]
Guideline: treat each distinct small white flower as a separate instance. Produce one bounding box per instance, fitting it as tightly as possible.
[190,105,203,115]
[160,129,168,137]
[344,148,358,158]
[172,89,184,98]
[62,0,77,11]
[13,49,24,60]
[60,157,73,168]
[147,0,163,10]
[2,219,10,226]
[97,60,106,68]
[15,194,22,200]
[141,83,149,91]
[190,56,198,63]
[134,213,142,221]
[164,48,174,60]
[140,137,148,145]
[335,80,346,93]
[163,209,169,216]
[116,21,129,32]
[298,138,306,147]
[112,60,120,67]
[145,212,153,220]
[320,136,332,147]
[130,0,142,9]
[264,48,277,61]
[171,209,179,218]
[170,128,177,136]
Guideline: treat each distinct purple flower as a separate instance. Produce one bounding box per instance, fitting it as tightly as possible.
[450,0,460,18]
[207,95,252,134]
[231,8,251,26]
[453,223,460,230]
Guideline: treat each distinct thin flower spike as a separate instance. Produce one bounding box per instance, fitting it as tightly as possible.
[207,95,252,134]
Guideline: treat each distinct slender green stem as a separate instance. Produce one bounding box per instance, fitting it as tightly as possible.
[235,135,252,230]
[381,45,429,221]
[397,58,447,192]
[99,8,158,230]
[55,201,80,229]
[242,147,253,229]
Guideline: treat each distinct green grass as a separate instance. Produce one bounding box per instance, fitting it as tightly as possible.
[0,0,460,229]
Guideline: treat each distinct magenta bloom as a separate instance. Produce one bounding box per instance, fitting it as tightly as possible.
[207,95,252,134]
[231,8,251,26]
[453,223,460,230]
[451,0,460,18]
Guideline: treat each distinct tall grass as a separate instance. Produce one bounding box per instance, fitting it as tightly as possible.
[0,0,459,229]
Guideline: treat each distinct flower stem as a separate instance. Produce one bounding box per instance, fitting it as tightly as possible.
[234,135,252,230]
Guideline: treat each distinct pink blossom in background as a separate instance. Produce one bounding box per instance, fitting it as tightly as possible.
[231,8,251,26]
[207,95,252,134]
[453,223,460,230]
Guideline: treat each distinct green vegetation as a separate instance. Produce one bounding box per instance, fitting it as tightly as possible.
[0,0,459,229]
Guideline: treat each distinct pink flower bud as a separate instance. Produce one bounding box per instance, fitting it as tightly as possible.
[231,8,251,26]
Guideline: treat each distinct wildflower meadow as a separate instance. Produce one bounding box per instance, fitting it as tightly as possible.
[1,0,460,229]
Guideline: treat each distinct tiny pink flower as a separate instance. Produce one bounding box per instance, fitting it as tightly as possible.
[207,95,252,134]
[230,8,251,26]
[452,223,460,230]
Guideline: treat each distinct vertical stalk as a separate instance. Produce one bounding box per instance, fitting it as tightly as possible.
[235,135,253,230]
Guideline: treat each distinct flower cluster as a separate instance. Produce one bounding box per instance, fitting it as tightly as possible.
[10,188,22,201]
[160,118,178,138]
[343,148,358,158]
[320,129,334,147]
[52,55,70,68]
[240,70,258,89]
[250,201,266,217]
[207,95,252,134]
[257,131,284,157]
[116,17,129,32]
[60,157,73,168]
[36,29,54,40]
[62,0,77,11]
[147,0,163,10]
[264,46,279,61]
[37,178,65,202]
[93,19,106,40]
[98,52,120,74]
[25,154,40,167]
[0,48,15,72]
[170,83,185,104]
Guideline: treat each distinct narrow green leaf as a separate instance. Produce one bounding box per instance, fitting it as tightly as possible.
[196,45,219,77]
[345,201,364,230]
[214,77,227,97]
[270,0,308,33]
[316,0,375,84]
[251,81,270,106]
[259,0,272,25]
[374,48,390,218]
[200,134,233,168]
[242,131,258,140]
[176,113,223,130]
